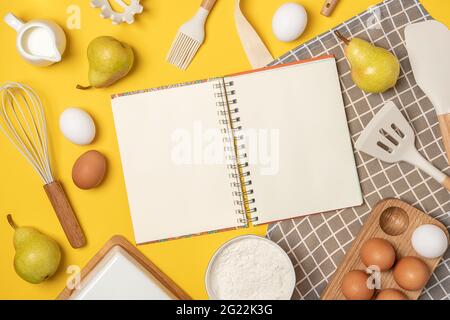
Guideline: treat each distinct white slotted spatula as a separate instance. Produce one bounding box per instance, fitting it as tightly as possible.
[355,102,450,192]
[405,20,450,164]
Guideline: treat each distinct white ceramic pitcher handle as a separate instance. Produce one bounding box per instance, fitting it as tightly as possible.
[4,13,25,32]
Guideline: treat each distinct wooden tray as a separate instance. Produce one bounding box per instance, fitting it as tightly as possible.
[57,235,191,300]
[322,199,449,300]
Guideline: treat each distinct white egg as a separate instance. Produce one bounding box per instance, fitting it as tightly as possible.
[59,108,96,145]
[272,3,308,42]
[411,224,448,259]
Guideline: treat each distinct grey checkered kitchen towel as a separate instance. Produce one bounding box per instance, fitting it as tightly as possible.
[266,0,450,300]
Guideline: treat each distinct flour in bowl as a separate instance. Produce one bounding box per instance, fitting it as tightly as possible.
[208,237,295,300]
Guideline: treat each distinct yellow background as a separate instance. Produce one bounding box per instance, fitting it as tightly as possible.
[0,0,448,300]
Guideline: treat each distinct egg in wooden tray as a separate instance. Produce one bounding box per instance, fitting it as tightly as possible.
[322,199,449,300]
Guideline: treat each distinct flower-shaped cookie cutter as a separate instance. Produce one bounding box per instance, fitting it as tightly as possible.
[91,0,143,25]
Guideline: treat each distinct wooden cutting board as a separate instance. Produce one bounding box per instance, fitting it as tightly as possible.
[322,199,449,300]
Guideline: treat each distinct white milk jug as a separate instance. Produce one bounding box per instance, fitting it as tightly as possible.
[4,13,67,66]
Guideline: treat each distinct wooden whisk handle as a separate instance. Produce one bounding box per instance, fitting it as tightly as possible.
[44,181,86,248]
[201,0,218,11]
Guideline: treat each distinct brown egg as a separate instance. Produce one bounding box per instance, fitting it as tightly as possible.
[360,238,396,271]
[341,270,374,300]
[376,289,409,300]
[393,256,430,291]
[72,150,107,190]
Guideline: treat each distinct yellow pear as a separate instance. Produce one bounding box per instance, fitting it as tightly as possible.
[77,36,134,89]
[7,214,61,284]
[336,31,400,93]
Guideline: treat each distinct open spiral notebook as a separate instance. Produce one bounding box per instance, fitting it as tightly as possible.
[111,56,362,244]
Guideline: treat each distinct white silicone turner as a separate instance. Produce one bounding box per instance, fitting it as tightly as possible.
[405,20,450,164]
[355,102,450,191]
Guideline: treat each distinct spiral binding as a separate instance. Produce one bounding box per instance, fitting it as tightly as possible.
[213,78,258,226]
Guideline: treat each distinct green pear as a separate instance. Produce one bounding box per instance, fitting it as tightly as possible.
[336,31,400,93]
[7,214,61,284]
[77,36,134,89]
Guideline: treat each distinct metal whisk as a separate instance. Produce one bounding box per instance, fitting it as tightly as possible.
[0,82,85,248]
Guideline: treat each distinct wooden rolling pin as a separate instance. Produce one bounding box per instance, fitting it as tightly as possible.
[321,0,340,17]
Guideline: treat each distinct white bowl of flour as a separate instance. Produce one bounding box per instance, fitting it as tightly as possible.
[205,235,296,300]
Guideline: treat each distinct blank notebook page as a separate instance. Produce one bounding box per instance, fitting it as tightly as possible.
[227,58,362,224]
[112,82,240,244]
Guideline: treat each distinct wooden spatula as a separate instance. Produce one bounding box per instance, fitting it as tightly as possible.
[405,20,450,164]
[234,0,273,69]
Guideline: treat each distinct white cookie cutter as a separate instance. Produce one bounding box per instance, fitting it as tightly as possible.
[91,0,143,25]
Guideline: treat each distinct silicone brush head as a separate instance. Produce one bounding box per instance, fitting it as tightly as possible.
[166,8,209,70]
